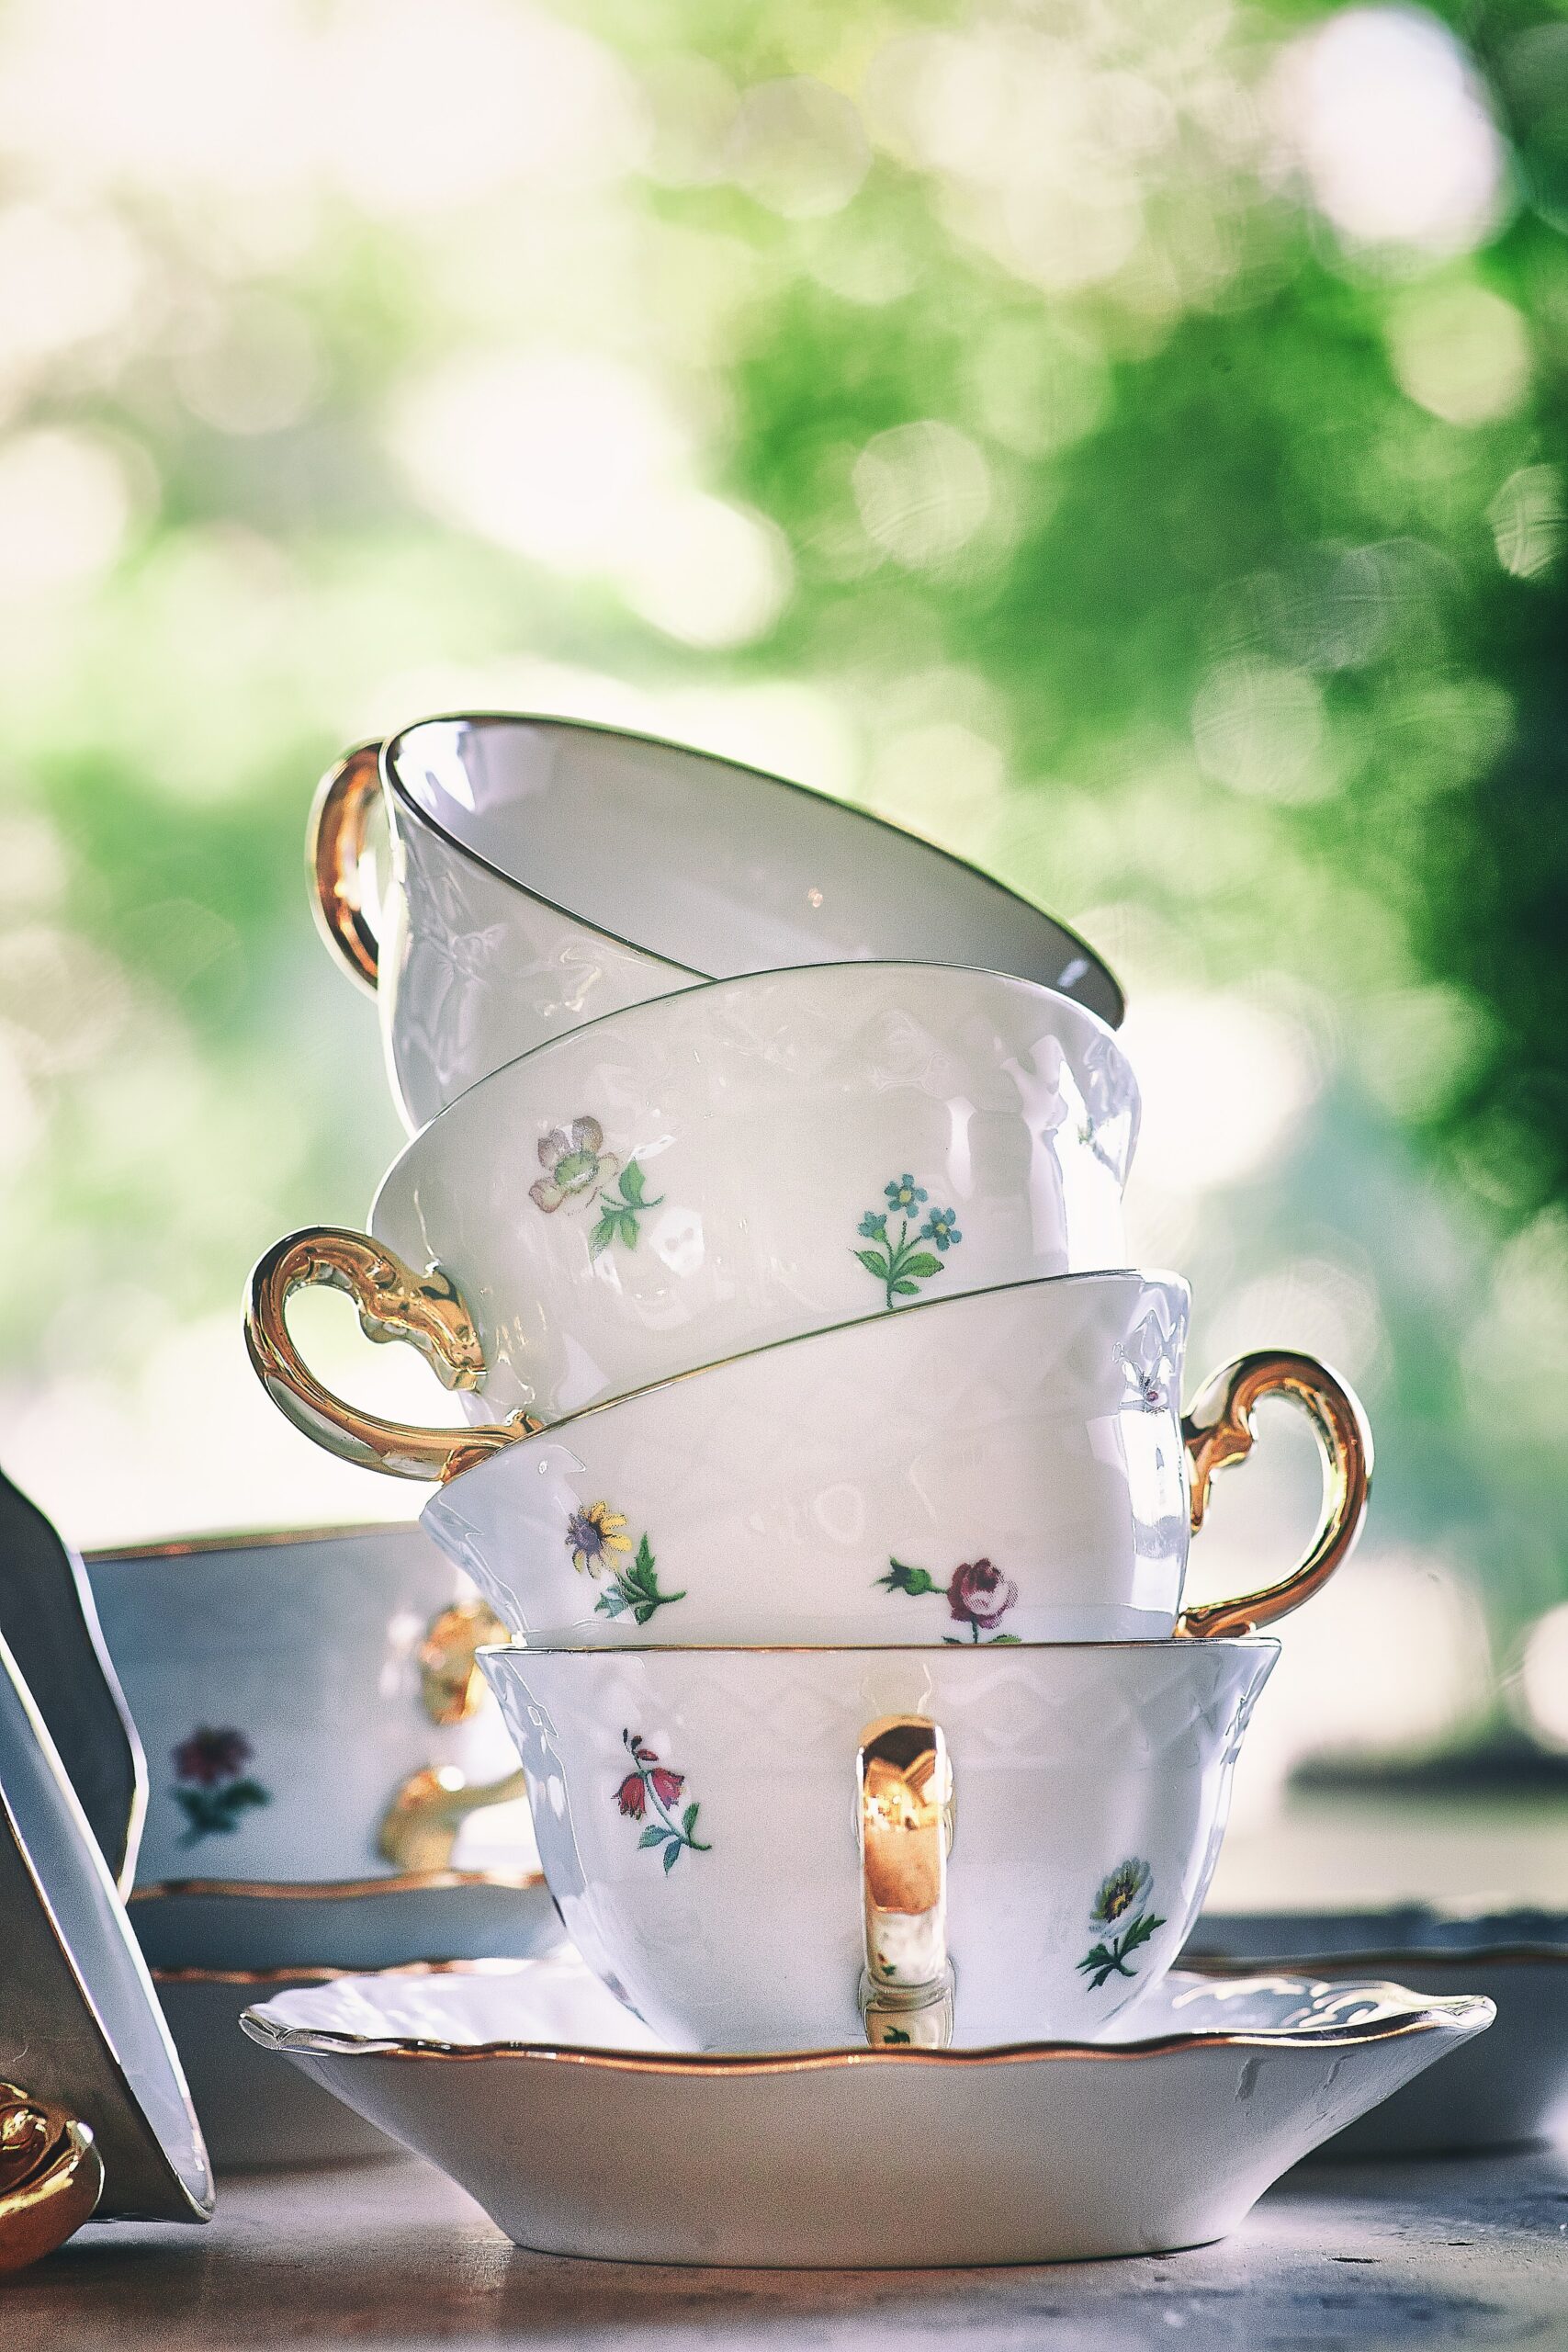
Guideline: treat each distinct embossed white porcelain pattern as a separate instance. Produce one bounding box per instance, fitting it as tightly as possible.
[479,1638,1277,2052]
[362,962,1135,1436]
[319,715,1124,1130]
[87,1525,535,1888]
[428,1274,1203,1645]
[240,1950,1494,2265]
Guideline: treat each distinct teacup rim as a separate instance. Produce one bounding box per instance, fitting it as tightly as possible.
[423,1266,1190,1493]
[380,952,1134,1161]
[382,709,1125,1032]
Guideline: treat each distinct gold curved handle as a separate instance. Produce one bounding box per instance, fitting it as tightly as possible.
[857,1715,954,2049]
[1176,1349,1372,1640]
[309,742,383,994]
[244,1227,535,1482]
[0,2088,104,2275]
[378,1763,530,1872]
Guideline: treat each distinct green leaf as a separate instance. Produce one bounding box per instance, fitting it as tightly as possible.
[897,1251,943,1281]
[634,1533,656,1581]
[618,1159,648,1206]
[638,1824,668,1849]
[1120,1909,1165,1957]
[682,1802,699,1835]
[854,1248,892,1282]
[594,1587,628,1618]
[876,1558,940,1596]
[662,1838,680,1873]
[987,1633,1023,1645]
[890,1278,919,1295]
[589,1211,619,1259]
[883,2026,911,2045]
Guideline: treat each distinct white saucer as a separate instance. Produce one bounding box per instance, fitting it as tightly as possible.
[1188,1907,1568,2155]
[243,1950,1492,2265]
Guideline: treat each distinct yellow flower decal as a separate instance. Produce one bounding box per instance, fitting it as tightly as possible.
[567,1500,632,1577]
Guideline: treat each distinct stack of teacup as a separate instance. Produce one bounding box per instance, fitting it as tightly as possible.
[249,712,1371,2052]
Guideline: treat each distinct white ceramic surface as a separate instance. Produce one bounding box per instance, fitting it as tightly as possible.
[479,1638,1276,2052]
[321,716,1123,1130]
[240,1948,1494,2265]
[430,1272,1361,1647]
[87,1524,536,1888]
[254,963,1138,1475]
[0,1631,212,2222]
[1187,1907,1568,2155]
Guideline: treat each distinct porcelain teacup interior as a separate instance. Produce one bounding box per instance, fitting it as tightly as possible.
[423,1273,1371,1647]
[246,962,1138,1480]
[311,716,1124,1129]
[478,1636,1278,2053]
[86,1525,535,1891]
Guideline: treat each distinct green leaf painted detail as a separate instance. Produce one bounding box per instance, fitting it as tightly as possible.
[1077,1860,1166,1990]
[852,1181,963,1308]
[590,1157,665,1259]
[594,1532,686,1627]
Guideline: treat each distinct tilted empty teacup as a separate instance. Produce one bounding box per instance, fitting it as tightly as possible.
[246,963,1138,1479]
[85,1524,534,1892]
[479,1636,1278,2052]
[312,716,1125,1130]
[423,1274,1371,1646]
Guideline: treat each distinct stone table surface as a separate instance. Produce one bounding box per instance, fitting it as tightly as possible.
[10,2143,1568,2352]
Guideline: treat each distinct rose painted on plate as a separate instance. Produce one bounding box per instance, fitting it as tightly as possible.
[170,1726,271,1847]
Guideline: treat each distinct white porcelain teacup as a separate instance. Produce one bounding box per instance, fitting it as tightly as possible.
[85,1524,536,1891]
[423,1274,1371,1647]
[311,718,1124,1130]
[246,963,1138,1480]
[479,1636,1278,2052]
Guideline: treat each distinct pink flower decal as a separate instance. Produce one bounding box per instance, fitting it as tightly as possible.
[614,1730,709,1872]
[530,1117,616,1214]
[946,1558,1019,1635]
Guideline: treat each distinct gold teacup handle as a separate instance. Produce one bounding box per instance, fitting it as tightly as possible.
[309,742,384,993]
[244,1227,535,1481]
[377,1762,530,1872]
[0,2087,104,2276]
[857,1715,954,2049]
[1175,1349,1372,1640]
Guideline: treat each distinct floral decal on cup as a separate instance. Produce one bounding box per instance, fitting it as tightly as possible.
[854,1176,963,1310]
[589,1159,663,1259]
[170,1727,271,1847]
[566,1503,685,1626]
[1114,1340,1170,1413]
[874,1555,1021,1644]
[530,1115,663,1258]
[615,1730,710,1872]
[1077,1857,1167,1990]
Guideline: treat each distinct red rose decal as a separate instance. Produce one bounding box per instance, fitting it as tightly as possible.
[649,1767,684,1808]
[946,1559,1018,1633]
[612,1730,710,1869]
[173,1726,254,1788]
[615,1772,648,1819]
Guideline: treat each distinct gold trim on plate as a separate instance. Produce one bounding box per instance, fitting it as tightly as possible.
[130,1868,543,1904]
[242,1993,1495,2073]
